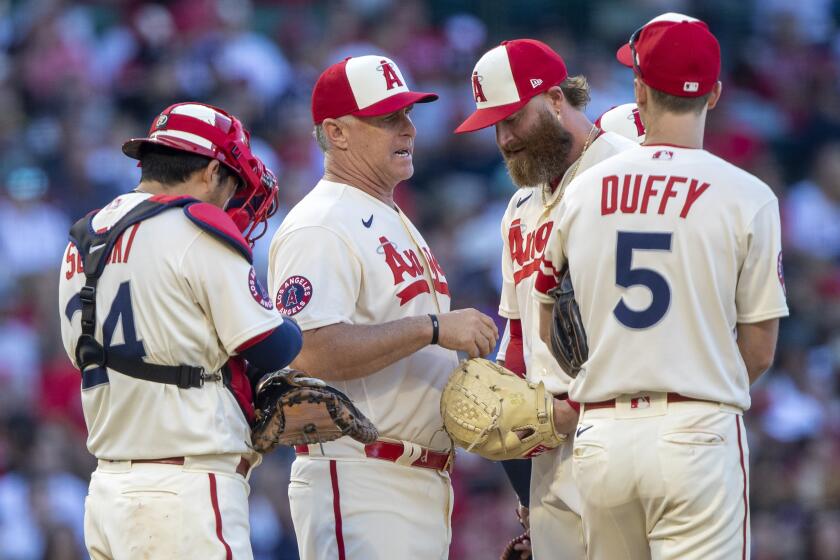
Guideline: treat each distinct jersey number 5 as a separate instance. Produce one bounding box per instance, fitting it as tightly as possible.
[65,281,146,388]
[614,231,672,329]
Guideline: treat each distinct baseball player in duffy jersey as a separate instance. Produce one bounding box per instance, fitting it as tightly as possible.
[455,39,641,559]
[534,14,789,559]
[267,55,499,559]
[58,103,303,559]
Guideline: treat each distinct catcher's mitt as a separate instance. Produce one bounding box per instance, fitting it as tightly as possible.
[440,359,565,461]
[251,369,378,454]
[500,532,531,560]
[548,266,588,378]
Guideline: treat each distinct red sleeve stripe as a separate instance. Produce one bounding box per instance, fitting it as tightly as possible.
[539,256,560,274]
[534,270,559,295]
[235,328,275,353]
[505,319,526,378]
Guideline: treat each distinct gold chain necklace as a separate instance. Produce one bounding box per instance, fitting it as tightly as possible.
[541,124,600,211]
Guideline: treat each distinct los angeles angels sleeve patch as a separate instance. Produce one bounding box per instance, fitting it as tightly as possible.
[249,267,274,310]
[276,276,313,316]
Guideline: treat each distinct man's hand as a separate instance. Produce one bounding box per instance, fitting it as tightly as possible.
[437,309,499,357]
[552,399,579,435]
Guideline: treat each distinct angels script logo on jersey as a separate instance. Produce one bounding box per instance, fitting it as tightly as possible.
[378,235,449,305]
[248,267,273,310]
[276,276,313,316]
[508,219,553,285]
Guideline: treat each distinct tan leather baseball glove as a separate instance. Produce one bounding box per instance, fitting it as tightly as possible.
[440,358,565,461]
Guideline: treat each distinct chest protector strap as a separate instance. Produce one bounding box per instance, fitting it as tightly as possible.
[69,196,223,389]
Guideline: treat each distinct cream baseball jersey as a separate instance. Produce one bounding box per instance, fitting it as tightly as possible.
[535,146,789,409]
[58,192,284,460]
[498,131,638,394]
[268,180,458,450]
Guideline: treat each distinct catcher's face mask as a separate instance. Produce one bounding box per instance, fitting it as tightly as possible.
[122,102,279,246]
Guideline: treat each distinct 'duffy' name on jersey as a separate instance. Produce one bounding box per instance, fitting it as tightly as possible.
[535,146,789,410]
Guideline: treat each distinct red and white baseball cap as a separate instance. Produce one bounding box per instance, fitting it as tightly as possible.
[455,39,568,134]
[122,102,279,245]
[311,55,438,124]
[616,13,720,98]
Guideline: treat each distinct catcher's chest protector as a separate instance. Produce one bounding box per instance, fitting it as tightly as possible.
[69,195,252,389]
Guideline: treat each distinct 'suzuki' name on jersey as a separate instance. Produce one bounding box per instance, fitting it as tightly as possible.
[509,219,553,285]
[63,223,141,280]
[601,174,711,218]
[379,235,449,305]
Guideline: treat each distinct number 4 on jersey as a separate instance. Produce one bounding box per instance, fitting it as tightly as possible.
[614,231,672,329]
[65,281,146,387]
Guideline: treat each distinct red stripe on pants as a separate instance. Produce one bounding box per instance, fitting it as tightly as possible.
[736,416,749,560]
[330,460,346,560]
[209,473,234,560]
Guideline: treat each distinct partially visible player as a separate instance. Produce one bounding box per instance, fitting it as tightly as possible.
[534,13,788,559]
[455,39,642,559]
[596,102,646,143]
[58,103,303,559]
[269,55,499,559]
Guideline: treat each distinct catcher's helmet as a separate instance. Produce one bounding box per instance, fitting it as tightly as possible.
[122,102,279,245]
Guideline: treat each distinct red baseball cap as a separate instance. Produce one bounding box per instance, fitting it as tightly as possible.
[311,55,438,124]
[616,13,720,97]
[455,39,568,134]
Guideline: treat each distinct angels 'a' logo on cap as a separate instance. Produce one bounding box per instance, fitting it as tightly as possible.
[276,275,313,316]
[378,60,404,91]
[472,71,487,103]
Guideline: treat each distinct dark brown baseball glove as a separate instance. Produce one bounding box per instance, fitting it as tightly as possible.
[548,265,588,378]
[250,369,378,454]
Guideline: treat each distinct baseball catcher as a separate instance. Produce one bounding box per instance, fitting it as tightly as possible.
[441,358,567,461]
[251,369,379,454]
[547,266,588,378]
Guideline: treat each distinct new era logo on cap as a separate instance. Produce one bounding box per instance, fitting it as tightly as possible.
[455,39,568,133]
[311,55,438,124]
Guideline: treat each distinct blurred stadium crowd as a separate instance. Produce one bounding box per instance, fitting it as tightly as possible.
[0,0,839,558]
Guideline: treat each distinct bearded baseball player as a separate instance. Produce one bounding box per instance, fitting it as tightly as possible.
[534,13,789,559]
[58,103,304,559]
[455,39,642,559]
[267,55,499,559]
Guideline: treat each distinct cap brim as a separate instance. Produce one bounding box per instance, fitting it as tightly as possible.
[353,91,438,118]
[122,137,215,160]
[454,99,529,134]
[122,138,148,159]
[616,43,633,67]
